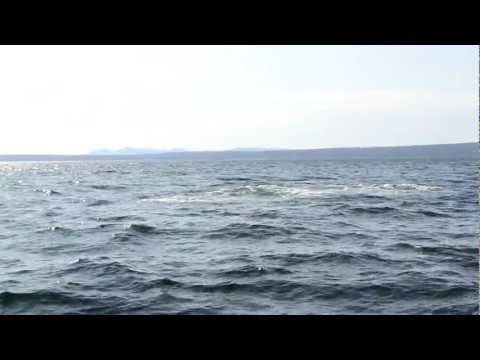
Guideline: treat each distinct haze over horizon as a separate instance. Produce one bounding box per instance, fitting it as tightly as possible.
[0,45,477,155]
[86,141,475,156]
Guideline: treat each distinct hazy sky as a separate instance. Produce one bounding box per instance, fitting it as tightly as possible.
[0,45,477,154]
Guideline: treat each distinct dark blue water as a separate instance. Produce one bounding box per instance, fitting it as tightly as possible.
[0,159,478,314]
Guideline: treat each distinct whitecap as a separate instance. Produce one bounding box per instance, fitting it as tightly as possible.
[374,183,443,192]
[140,195,225,203]
[139,182,443,204]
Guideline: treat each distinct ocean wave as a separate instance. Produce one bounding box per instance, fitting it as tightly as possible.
[248,210,279,219]
[431,303,479,315]
[186,279,306,297]
[130,278,182,292]
[36,226,75,235]
[139,182,444,204]
[217,265,292,278]
[126,223,159,234]
[388,243,477,262]
[93,170,119,174]
[86,199,114,207]
[374,183,443,192]
[61,258,147,277]
[89,184,127,191]
[176,307,227,315]
[140,185,341,203]
[94,215,146,222]
[111,232,140,242]
[204,223,300,240]
[34,188,62,196]
[217,177,255,181]
[0,290,98,309]
[349,206,399,215]
[95,223,118,229]
[303,176,336,180]
[185,279,476,305]
[261,251,391,266]
[43,210,60,217]
[225,184,337,197]
[389,242,418,251]
[114,223,195,238]
[182,279,356,302]
[416,210,451,218]
[140,195,225,203]
[418,246,478,258]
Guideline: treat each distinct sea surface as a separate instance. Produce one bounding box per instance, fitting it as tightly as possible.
[0,158,478,314]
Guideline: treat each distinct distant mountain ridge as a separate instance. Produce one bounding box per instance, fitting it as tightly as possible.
[90,147,285,155]
[90,147,187,155]
[1,143,477,161]
[228,147,287,152]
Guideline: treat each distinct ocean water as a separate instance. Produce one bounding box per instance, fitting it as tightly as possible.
[0,158,478,314]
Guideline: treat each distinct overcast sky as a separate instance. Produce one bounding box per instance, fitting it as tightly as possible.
[0,45,477,154]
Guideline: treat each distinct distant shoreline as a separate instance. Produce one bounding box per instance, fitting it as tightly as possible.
[0,142,477,162]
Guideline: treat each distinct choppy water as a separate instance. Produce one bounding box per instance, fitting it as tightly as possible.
[0,159,478,314]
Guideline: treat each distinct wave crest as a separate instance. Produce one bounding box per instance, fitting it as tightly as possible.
[139,182,444,204]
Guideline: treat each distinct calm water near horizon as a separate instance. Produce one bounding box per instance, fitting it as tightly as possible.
[0,158,478,314]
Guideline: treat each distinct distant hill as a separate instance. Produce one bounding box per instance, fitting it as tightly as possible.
[1,143,477,162]
[228,147,287,152]
[90,147,285,155]
[90,147,187,155]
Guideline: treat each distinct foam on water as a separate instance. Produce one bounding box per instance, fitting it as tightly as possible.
[139,182,444,204]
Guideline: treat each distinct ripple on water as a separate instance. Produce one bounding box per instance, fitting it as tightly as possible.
[89,185,127,191]
[0,159,476,314]
[204,223,301,240]
[86,199,114,207]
